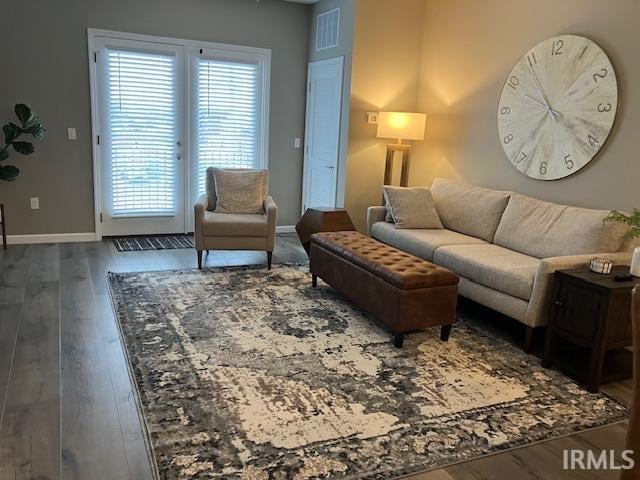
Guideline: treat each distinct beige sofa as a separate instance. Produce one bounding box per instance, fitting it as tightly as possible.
[368,178,634,349]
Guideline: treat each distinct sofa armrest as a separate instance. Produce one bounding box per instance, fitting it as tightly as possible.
[264,196,278,251]
[194,194,209,250]
[525,252,632,327]
[367,206,387,236]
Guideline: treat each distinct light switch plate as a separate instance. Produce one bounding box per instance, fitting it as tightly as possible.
[30,197,40,210]
[365,112,379,125]
[67,128,77,140]
[294,138,301,149]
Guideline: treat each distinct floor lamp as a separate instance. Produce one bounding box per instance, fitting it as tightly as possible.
[376,112,426,187]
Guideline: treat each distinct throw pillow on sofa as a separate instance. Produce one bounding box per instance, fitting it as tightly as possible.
[213,168,268,214]
[383,186,443,229]
[431,178,511,242]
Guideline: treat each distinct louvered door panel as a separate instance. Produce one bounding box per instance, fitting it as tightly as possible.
[303,57,343,210]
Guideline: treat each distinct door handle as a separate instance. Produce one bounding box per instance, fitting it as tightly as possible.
[325,165,335,170]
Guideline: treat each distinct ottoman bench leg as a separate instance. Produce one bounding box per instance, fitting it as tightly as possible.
[312,274,318,287]
[394,334,404,348]
[440,324,452,341]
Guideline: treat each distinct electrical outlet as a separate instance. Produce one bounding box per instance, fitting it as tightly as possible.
[67,128,77,140]
[294,138,301,149]
[30,197,39,210]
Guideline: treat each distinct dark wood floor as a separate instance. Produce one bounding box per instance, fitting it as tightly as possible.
[0,235,632,480]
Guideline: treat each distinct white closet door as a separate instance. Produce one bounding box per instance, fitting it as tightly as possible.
[95,37,184,236]
[302,57,344,211]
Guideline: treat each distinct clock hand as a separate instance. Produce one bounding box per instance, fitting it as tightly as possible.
[527,66,553,109]
[526,66,562,121]
[550,107,563,119]
[522,92,550,111]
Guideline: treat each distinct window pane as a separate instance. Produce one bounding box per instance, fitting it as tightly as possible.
[107,49,177,216]
[196,58,259,195]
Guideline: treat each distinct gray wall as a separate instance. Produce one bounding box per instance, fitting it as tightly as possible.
[0,0,310,235]
[413,0,640,212]
[308,0,355,209]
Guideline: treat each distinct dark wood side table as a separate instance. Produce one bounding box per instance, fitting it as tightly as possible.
[542,267,640,393]
[295,207,355,255]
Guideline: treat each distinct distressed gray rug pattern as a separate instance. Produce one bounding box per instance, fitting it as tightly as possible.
[108,265,627,479]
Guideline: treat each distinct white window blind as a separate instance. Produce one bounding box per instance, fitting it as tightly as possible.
[107,49,177,216]
[196,58,259,195]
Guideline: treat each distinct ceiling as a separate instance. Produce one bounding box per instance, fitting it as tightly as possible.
[283,0,321,4]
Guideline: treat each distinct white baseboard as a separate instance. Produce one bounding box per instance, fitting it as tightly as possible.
[7,232,98,245]
[6,228,295,244]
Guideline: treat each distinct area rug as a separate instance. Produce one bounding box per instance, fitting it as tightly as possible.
[112,234,194,252]
[108,265,628,480]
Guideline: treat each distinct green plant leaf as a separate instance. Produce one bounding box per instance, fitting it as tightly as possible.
[25,123,46,140]
[14,104,33,126]
[0,150,8,162]
[0,164,19,182]
[607,209,640,238]
[3,123,21,144]
[11,141,35,155]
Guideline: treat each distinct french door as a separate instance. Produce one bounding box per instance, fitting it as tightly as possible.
[95,37,184,236]
[90,30,270,237]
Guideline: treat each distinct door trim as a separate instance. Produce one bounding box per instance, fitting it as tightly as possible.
[301,56,344,214]
[87,28,271,239]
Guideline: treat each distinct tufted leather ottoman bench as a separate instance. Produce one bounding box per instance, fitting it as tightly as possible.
[310,231,460,347]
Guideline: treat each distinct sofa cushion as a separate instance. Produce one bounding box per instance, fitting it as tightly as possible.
[494,193,628,258]
[371,222,486,261]
[431,178,511,242]
[383,186,443,229]
[434,244,540,301]
[202,212,268,237]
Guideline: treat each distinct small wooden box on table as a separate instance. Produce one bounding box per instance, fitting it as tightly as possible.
[309,231,459,347]
[542,267,640,393]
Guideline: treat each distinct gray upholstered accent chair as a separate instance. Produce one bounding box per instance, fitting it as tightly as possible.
[194,168,277,270]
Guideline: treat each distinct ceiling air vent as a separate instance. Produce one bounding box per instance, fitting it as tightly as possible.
[316,8,340,51]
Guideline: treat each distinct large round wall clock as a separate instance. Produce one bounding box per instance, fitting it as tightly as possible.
[497,34,618,180]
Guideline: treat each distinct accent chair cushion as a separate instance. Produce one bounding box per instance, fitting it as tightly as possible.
[493,193,628,258]
[434,244,540,301]
[431,178,511,242]
[202,211,268,237]
[371,222,486,261]
[383,186,443,229]
[208,168,268,214]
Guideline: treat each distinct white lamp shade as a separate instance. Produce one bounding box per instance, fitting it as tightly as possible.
[376,112,426,141]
